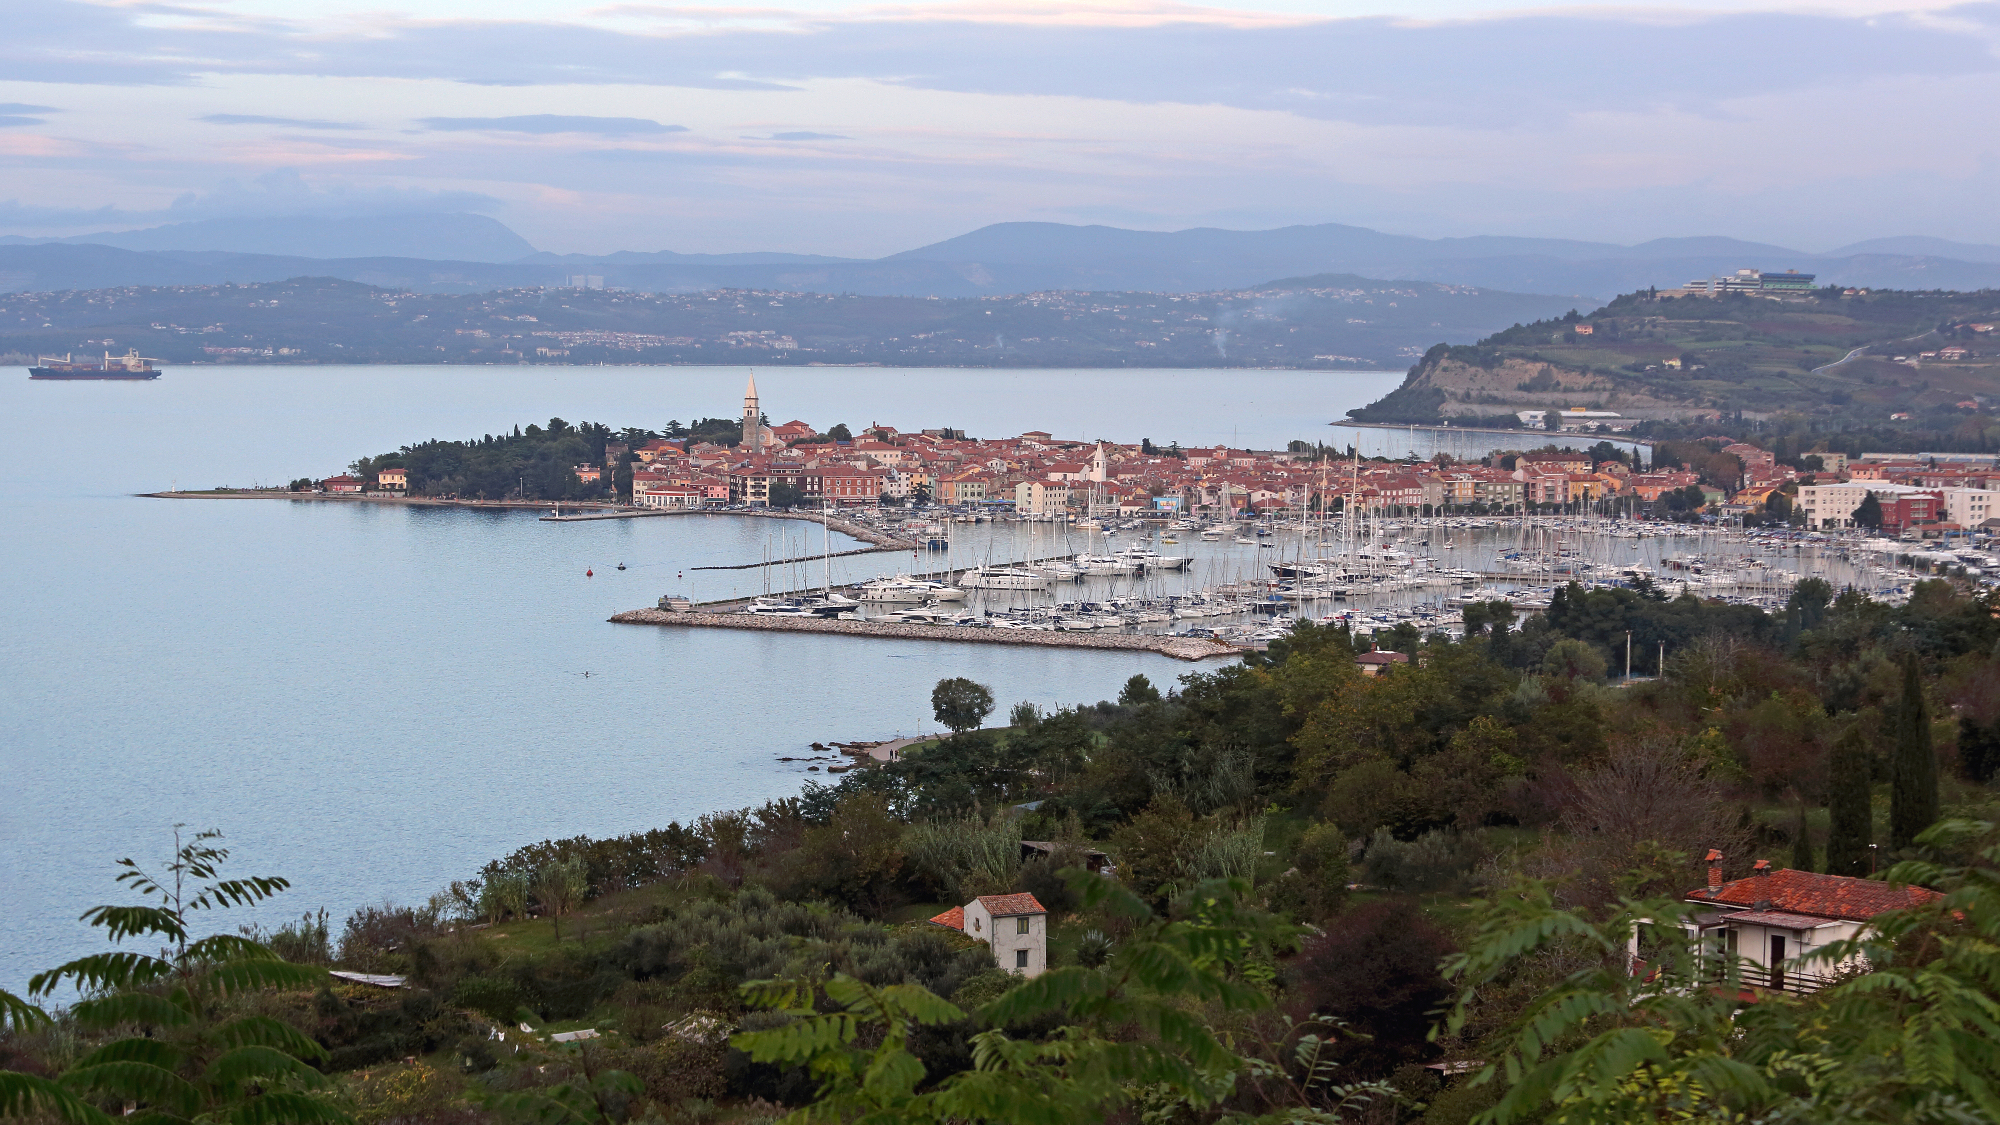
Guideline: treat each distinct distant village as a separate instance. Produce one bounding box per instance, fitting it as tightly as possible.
[308,376,2000,537]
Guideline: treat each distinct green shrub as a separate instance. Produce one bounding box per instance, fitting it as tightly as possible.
[451,976,523,1022]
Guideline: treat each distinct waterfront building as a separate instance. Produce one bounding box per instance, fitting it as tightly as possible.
[1945,488,2000,529]
[1798,481,1931,530]
[375,467,407,492]
[1015,480,1071,516]
[323,474,362,493]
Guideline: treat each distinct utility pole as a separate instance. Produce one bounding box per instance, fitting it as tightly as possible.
[1626,630,1632,681]
[1659,640,1666,677]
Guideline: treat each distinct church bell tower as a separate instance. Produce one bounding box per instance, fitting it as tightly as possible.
[741,371,766,452]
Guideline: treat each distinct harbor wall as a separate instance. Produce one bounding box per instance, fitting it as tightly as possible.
[609,608,1242,661]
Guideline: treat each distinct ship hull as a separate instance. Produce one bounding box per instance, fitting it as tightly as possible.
[29,368,161,380]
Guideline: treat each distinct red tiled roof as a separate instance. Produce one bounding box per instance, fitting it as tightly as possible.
[1355,651,1410,665]
[928,906,964,931]
[1686,869,1943,922]
[975,893,1046,917]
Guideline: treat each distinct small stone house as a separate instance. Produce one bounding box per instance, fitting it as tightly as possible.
[1677,850,1943,994]
[929,893,1048,978]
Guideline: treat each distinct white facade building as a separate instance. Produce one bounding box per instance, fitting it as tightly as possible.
[1945,488,2000,529]
[1796,481,1926,529]
[1015,481,1071,517]
[930,893,1049,978]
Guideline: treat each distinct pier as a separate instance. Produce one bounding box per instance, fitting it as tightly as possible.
[549,507,918,549]
[609,608,1242,661]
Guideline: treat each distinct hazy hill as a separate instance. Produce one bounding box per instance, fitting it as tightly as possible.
[0,272,1579,370]
[12,213,538,263]
[7,216,2000,301]
[889,222,2000,300]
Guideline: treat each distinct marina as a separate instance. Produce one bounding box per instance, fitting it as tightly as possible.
[613,505,1974,652]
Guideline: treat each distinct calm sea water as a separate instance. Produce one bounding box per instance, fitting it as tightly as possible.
[0,363,1400,991]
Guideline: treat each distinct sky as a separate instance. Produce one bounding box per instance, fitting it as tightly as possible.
[1,0,1997,256]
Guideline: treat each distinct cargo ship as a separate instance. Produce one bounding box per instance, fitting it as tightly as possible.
[29,350,163,380]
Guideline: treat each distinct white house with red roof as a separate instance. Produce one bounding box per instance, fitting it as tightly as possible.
[1681,851,1943,994]
[930,893,1048,977]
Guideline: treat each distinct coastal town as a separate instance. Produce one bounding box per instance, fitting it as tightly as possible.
[309,375,2000,539]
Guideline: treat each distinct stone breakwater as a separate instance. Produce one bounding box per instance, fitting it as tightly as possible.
[609,609,1242,662]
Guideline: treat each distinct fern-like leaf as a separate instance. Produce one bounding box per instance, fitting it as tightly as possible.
[0,1072,115,1125]
[204,960,328,997]
[72,1037,185,1071]
[215,1016,330,1062]
[70,991,196,1031]
[224,1092,351,1125]
[0,988,50,1032]
[29,950,175,997]
[77,905,188,944]
[203,1046,327,1098]
[189,877,292,911]
[60,1060,203,1117]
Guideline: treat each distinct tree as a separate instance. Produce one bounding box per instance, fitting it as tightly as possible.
[826,423,853,442]
[1788,576,1834,632]
[6,827,342,1125]
[1117,674,1161,707]
[1891,656,1940,849]
[533,857,589,941]
[767,478,804,508]
[1826,726,1874,876]
[1962,716,2000,784]
[1541,637,1608,682]
[1790,802,1815,872]
[1854,490,1885,529]
[931,677,995,736]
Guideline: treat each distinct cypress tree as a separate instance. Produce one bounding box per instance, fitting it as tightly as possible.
[1790,803,1814,872]
[1826,726,1872,877]
[1890,656,1939,850]
[1853,491,1884,529]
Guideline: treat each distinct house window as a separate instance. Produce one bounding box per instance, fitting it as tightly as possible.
[1015,949,1029,969]
[1017,917,1031,935]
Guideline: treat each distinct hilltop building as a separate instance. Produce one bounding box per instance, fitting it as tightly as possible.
[1677,268,1818,295]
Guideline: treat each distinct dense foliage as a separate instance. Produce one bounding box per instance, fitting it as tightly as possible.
[13,573,2000,1124]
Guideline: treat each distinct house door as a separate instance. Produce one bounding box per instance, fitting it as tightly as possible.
[1769,935,1786,991]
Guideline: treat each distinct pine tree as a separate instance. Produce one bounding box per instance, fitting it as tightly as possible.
[1890,656,1939,850]
[1826,726,1872,877]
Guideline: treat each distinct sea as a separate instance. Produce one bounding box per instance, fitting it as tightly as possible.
[2,362,1421,992]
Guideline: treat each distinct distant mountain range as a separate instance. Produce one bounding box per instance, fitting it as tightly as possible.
[0,213,537,263]
[3,214,1999,300]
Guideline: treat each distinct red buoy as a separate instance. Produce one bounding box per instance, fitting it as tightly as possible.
[586,569,594,577]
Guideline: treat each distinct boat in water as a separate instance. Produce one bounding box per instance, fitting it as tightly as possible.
[29,350,163,380]
[957,565,1054,590]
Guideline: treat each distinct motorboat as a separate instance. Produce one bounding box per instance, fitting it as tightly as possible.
[958,565,1054,590]
[859,576,933,603]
